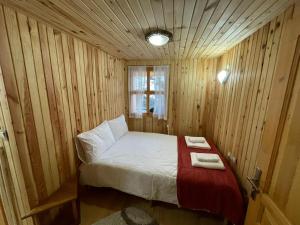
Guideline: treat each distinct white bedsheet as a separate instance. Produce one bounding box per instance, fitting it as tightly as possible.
[79,131,178,205]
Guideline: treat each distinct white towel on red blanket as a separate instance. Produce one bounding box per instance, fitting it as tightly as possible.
[188,136,206,143]
[185,136,211,149]
[190,153,225,170]
[196,153,220,162]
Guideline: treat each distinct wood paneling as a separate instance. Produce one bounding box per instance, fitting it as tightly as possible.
[0,66,33,225]
[126,59,217,136]
[268,34,300,225]
[0,144,18,225]
[0,198,8,225]
[244,4,300,223]
[0,0,293,59]
[204,9,289,189]
[0,4,126,223]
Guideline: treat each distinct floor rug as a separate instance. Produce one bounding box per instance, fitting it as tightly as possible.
[92,207,158,225]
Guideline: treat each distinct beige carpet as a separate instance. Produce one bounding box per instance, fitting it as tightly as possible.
[80,187,224,225]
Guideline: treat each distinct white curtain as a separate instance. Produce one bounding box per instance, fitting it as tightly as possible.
[153,65,169,120]
[128,66,147,118]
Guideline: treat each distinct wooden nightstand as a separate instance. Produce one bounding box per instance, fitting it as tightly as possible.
[21,176,79,225]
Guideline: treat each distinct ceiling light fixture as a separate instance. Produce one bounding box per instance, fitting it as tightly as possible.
[217,70,230,84]
[145,30,173,47]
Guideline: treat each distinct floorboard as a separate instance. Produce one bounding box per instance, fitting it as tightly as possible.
[80,187,224,225]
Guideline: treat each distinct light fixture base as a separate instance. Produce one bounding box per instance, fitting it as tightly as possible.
[145,29,173,47]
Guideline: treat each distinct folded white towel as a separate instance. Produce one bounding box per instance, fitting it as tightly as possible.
[190,153,225,170]
[185,136,211,149]
[196,153,220,162]
[188,137,206,143]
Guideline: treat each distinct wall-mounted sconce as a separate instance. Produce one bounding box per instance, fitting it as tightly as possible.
[217,69,230,84]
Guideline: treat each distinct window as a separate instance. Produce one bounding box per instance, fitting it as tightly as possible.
[128,65,169,120]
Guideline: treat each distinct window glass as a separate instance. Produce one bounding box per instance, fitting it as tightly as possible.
[150,71,155,91]
[130,94,147,113]
[156,75,165,91]
[132,74,147,91]
[141,94,147,112]
[128,65,168,119]
[149,95,155,113]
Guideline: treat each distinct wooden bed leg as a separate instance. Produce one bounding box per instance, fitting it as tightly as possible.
[150,200,154,207]
[33,215,39,225]
[72,200,79,225]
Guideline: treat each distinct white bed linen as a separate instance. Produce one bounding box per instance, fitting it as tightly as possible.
[79,131,178,205]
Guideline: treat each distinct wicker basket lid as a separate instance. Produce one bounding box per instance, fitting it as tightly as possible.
[121,207,158,225]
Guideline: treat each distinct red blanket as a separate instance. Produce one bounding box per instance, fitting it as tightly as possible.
[177,137,244,225]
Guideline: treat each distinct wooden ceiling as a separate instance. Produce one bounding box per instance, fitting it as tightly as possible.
[1,0,293,60]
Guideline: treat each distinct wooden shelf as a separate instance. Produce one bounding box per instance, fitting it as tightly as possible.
[21,176,78,222]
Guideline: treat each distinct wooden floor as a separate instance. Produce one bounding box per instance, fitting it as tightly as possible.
[80,187,224,225]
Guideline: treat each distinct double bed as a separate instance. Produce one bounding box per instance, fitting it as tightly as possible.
[79,131,178,204]
[77,131,244,225]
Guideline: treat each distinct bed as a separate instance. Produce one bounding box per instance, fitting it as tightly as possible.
[77,130,244,225]
[79,131,178,205]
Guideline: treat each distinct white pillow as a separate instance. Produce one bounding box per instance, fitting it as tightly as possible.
[77,121,115,163]
[74,137,87,163]
[108,114,128,140]
[77,132,103,163]
[93,120,116,145]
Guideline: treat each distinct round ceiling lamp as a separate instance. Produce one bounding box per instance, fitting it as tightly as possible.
[145,30,173,47]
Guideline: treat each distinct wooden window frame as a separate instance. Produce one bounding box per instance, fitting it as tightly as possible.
[129,66,165,117]
[144,66,154,116]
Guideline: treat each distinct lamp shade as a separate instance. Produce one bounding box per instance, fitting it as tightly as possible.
[217,70,230,84]
[145,30,172,47]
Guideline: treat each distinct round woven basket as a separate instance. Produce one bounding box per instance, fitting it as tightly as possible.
[92,207,158,225]
[121,207,158,225]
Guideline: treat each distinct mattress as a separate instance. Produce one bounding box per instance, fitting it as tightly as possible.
[79,131,178,205]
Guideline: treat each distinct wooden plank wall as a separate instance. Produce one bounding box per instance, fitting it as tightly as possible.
[268,39,300,225]
[126,59,218,136]
[0,199,8,225]
[0,4,126,222]
[204,10,288,188]
[0,141,21,225]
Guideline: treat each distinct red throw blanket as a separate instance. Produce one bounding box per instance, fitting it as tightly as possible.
[177,137,244,225]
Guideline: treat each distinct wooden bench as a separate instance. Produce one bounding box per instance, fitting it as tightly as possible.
[21,176,79,224]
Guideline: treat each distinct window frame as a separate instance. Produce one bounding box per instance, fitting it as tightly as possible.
[129,66,165,117]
